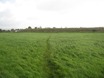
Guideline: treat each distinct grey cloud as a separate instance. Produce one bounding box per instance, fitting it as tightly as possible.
[0,19,22,29]
[0,10,21,29]
[36,0,76,11]
[0,0,15,3]
[0,10,12,20]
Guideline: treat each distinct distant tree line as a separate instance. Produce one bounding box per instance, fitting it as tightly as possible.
[0,26,104,33]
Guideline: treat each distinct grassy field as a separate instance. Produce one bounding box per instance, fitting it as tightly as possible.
[0,33,104,78]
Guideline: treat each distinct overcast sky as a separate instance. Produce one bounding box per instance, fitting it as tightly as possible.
[0,0,104,29]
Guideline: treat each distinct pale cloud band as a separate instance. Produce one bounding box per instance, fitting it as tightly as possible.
[0,0,104,29]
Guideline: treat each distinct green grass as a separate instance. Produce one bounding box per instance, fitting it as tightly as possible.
[0,33,104,78]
